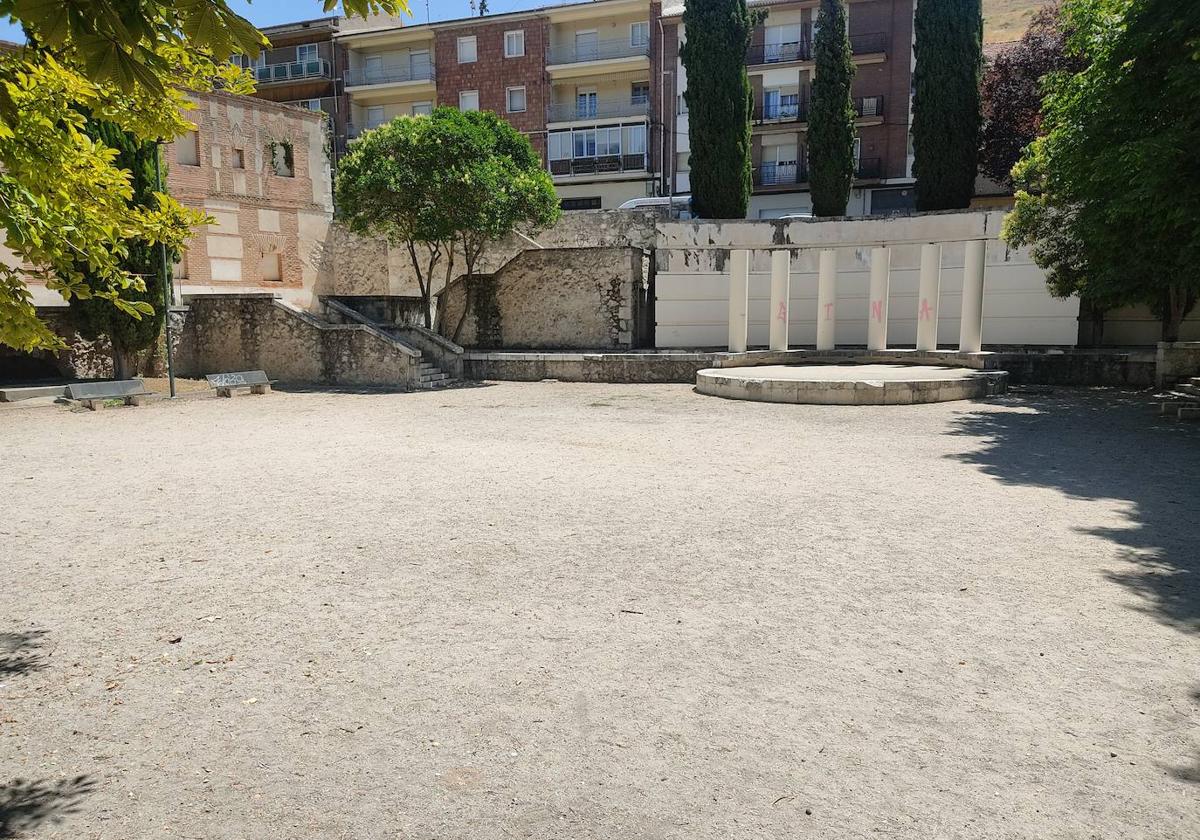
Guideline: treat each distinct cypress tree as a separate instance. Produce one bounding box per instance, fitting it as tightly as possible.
[680,0,754,219]
[807,0,857,216]
[69,122,170,379]
[912,0,984,210]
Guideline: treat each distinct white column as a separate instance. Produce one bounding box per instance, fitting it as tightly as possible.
[728,249,750,353]
[816,248,837,351]
[866,246,890,351]
[916,243,942,352]
[958,239,986,353]
[769,249,790,351]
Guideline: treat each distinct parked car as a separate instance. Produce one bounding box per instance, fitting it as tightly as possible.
[618,195,693,219]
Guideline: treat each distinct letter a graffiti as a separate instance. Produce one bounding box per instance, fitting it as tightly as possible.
[777,301,787,322]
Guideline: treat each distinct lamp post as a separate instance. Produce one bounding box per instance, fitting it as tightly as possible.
[154,140,176,398]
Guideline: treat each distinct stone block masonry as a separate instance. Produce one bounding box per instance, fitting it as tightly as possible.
[437,247,645,350]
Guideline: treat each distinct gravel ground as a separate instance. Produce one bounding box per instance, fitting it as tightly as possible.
[1,383,1198,839]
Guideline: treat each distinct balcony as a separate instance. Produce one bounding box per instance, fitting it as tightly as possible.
[547,39,649,66]
[856,157,884,180]
[854,95,885,118]
[753,101,808,125]
[344,64,435,88]
[753,163,807,188]
[547,97,651,123]
[747,32,888,66]
[254,59,331,85]
[549,154,648,177]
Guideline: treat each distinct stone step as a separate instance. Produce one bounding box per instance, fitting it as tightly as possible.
[417,378,457,390]
[420,373,449,383]
[418,362,438,372]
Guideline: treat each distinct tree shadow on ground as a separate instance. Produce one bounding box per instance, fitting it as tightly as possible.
[947,390,1200,634]
[0,776,96,838]
[0,630,47,678]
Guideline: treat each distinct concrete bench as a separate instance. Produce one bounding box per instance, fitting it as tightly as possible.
[206,370,273,398]
[65,379,150,411]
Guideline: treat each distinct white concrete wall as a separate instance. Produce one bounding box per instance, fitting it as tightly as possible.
[654,211,1081,348]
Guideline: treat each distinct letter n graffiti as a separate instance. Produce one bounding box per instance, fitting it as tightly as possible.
[870,300,883,323]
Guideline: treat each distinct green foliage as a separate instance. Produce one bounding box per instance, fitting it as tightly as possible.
[336,107,560,329]
[807,0,857,217]
[69,121,169,377]
[913,0,984,210]
[680,0,754,219]
[0,0,407,352]
[1004,0,1200,339]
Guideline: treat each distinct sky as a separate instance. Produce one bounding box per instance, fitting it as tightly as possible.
[0,0,565,44]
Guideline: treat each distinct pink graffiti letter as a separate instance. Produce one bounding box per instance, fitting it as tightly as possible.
[824,302,835,321]
[919,298,934,321]
[777,301,788,322]
[870,300,883,323]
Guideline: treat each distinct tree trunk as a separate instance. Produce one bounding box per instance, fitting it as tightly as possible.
[111,339,134,380]
[1162,286,1190,343]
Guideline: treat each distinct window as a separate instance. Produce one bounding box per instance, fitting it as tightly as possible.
[411,101,433,116]
[459,90,479,111]
[574,29,598,61]
[504,30,525,58]
[173,252,189,280]
[233,148,245,169]
[573,129,596,158]
[366,105,385,128]
[548,132,571,161]
[622,124,646,156]
[763,88,780,119]
[271,143,293,177]
[296,44,318,62]
[575,88,597,119]
[259,252,282,282]
[561,197,602,211]
[299,98,322,111]
[595,126,621,157]
[457,35,477,63]
[506,86,527,113]
[410,50,431,78]
[677,94,688,115]
[764,23,802,62]
[631,81,650,105]
[631,21,650,48]
[364,54,383,81]
[177,131,199,166]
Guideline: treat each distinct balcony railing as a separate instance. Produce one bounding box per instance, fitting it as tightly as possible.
[753,163,807,187]
[344,64,435,87]
[856,157,884,179]
[547,98,651,122]
[547,38,649,65]
[753,101,808,125]
[854,95,885,118]
[254,58,331,84]
[747,40,811,65]
[850,33,889,55]
[549,154,648,176]
[747,32,888,65]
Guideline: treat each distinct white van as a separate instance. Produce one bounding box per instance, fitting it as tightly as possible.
[618,195,693,218]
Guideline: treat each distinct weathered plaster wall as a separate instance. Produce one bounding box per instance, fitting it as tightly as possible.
[439,247,643,350]
[177,295,420,386]
[330,210,659,299]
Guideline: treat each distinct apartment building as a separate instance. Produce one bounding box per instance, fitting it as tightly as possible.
[336,0,663,210]
[663,0,916,218]
[241,0,916,216]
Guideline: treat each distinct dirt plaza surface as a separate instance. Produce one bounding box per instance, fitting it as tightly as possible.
[2,382,1198,839]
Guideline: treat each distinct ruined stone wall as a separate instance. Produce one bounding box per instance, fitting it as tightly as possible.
[439,247,642,350]
[330,210,659,298]
[176,295,419,386]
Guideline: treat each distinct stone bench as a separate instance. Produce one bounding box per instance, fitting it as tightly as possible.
[65,379,150,411]
[206,370,273,398]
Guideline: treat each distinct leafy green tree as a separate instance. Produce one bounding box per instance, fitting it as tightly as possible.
[0,0,406,353]
[807,0,857,217]
[680,0,754,219]
[335,107,560,331]
[69,121,171,379]
[912,0,984,210]
[1004,0,1200,341]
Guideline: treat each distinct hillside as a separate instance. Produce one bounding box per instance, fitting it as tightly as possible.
[984,0,1052,43]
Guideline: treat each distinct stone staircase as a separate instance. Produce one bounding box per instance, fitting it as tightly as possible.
[417,359,456,389]
[1154,376,1200,420]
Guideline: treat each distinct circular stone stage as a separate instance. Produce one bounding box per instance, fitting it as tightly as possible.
[695,364,1008,405]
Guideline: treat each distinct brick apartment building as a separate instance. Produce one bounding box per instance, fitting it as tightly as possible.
[238,0,916,216]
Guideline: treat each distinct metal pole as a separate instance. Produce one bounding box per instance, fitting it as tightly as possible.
[154,142,176,398]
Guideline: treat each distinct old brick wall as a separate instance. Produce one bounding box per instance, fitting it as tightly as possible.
[438,247,643,350]
[849,0,914,180]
